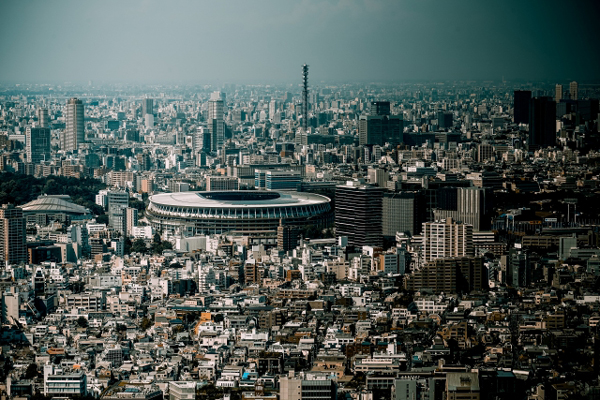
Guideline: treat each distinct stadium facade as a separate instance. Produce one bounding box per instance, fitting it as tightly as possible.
[147,191,332,239]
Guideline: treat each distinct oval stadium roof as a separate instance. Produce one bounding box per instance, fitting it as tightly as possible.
[21,195,91,215]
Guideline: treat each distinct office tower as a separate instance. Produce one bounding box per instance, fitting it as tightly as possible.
[422,218,473,261]
[142,98,153,116]
[26,127,51,164]
[528,96,556,150]
[382,191,423,237]
[359,101,403,146]
[269,99,277,119]
[457,187,490,231]
[393,377,442,400]
[208,91,225,152]
[570,81,578,100]
[513,90,531,124]
[64,98,84,152]
[369,101,391,116]
[107,191,129,233]
[555,84,563,103]
[36,107,49,128]
[0,204,27,265]
[193,126,210,153]
[335,181,384,248]
[437,111,454,129]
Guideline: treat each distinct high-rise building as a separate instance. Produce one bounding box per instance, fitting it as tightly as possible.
[0,204,27,265]
[528,96,556,151]
[570,81,578,100]
[422,218,473,261]
[382,192,423,237]
[208,91,225,153]
[335,181,384,248]
[513,90,531,124]
[456,187,490,232]
[555,84,563,103]
[124,207,138,236]
[64,98,84,152]
[142,98,153,116]
[359,101,403,146]
[437,111,454,129]
[107,191,129,233]
[36,107,49,128]
[26,127,51,164]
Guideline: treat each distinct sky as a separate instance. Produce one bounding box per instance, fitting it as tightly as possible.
[1,0,599,84]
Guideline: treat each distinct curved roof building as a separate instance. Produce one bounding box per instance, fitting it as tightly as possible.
[21,195,91,217]
[147,191,332,237]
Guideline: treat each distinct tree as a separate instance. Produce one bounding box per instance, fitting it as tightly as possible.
[116,324,127,333]
[131,238,148,254]
[140,317,152,331]
[124,237,133,255]
[25,363,38,379]
[76,316,88,328]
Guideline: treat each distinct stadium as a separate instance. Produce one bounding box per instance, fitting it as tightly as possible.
[147,191,332,237]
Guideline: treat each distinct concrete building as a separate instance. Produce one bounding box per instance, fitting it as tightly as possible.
[206,176,239,191]
[0,204,26,265]
[26,127,50,164]
[63,98,84,152]
[279,371,337,400]
[422,218,473,261]
[169,381,196,400]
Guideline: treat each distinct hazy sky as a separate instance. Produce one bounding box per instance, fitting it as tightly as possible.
[1,0,599,84]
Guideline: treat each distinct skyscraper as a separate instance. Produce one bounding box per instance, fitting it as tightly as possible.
[513,90,531,125]
[359,101,403,146]
[64,98,84,152]
[0,204,26,265]
[107,191,129,233]
[26,127,51,164]
[142,98,153,116]
[36,107,49,128]
[555,84,563,103]
[382,191,423,237]
[528,96,556,151]
[208,91,225,153]
[335,180,384,248]
[570,81,578,100]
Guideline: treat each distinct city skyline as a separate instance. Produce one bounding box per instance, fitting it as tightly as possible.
[1,0,599,84]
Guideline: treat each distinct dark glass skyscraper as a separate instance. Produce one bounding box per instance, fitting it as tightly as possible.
[335,181,384,247]
[359,101,403,146]
[513,90,531,125]
[528,96,556,150]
